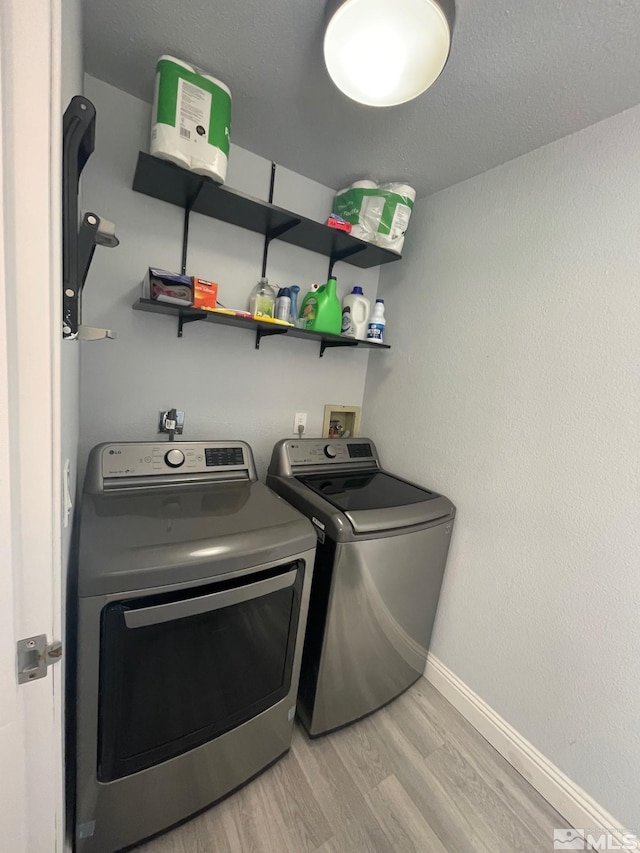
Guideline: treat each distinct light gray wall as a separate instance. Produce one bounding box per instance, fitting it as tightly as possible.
[362,104,640,829]
[80,76,378,478]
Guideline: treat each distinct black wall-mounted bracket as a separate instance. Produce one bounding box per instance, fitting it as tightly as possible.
[177,164,303,282]
[255,325,288,349]
[62,96,119,340]
[177,310,206,338]
[174,313,360,357]
[180,182,206,275]
[259,162,300,278]
[319,338,359,358]
[261,219,300,277]
[327,244,367,279]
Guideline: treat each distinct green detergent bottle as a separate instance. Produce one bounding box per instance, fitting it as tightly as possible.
[299,276,342,334]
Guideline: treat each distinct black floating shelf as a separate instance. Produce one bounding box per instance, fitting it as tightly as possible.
[133,299,390,358]
[132,152,401,271]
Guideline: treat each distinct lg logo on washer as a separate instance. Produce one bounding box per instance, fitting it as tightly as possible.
[108,450,122,455]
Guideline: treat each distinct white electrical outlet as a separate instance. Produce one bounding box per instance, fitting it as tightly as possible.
[294,412,307,436]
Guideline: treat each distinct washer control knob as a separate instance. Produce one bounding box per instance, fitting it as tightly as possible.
[324,445,337,458]
[164,448,185,468]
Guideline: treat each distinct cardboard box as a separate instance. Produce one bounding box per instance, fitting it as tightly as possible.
[142,268,192,306]
[142,268,219,310]
[192,277,218,311]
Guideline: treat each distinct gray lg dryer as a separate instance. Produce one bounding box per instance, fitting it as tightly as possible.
[267,437,455,737]
[73,440,316,853]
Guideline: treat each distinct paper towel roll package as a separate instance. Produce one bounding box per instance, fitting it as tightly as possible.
[333,180,416,254]
[150,55,231,183]
[375,182,417,254]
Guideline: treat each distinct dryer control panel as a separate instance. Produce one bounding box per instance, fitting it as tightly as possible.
[85,441,257,492]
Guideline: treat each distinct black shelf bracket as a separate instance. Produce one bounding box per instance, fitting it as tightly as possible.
[319,338,359,358]
[328,244,367,279]
[255,326,289,349]
[261,219,301,277]
[62,95,119,340]
[260,162,300,277]
[177,311,206,337]
[180,182,206,275]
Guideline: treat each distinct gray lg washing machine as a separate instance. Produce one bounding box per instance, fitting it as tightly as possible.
[72,440,315,852]
[267,437,455,737]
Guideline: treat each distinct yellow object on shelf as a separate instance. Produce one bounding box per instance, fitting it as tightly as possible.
[209,307,253,318]
[205,307,293,326]
[255,316,294,326]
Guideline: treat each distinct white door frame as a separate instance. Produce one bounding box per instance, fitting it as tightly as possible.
[1,0,65,850]
[0,27,29,851]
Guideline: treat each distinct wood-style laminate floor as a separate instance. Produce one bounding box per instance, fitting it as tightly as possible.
[138,677,570,853]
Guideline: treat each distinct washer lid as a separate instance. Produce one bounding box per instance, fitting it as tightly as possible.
[297,470,435,512]
[77,481,316,597]
[295,469,452,535]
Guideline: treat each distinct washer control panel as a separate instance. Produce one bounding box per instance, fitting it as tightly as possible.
[286,439,376,467]
[98,441,251,481]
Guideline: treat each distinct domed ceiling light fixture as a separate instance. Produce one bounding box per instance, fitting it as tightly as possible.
[323,0,455,107]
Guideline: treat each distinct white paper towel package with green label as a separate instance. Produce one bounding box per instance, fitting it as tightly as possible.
[151,55,231,183]
[333,181,416,254]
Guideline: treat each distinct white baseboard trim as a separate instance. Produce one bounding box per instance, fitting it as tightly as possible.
[424,653,628,845]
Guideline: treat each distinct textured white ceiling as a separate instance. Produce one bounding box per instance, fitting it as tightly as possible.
[82,0,640,196]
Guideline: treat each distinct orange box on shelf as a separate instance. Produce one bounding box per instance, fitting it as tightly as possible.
[192,277,218,310]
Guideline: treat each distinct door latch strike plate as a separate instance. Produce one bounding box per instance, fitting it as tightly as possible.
[17,635,62,684]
